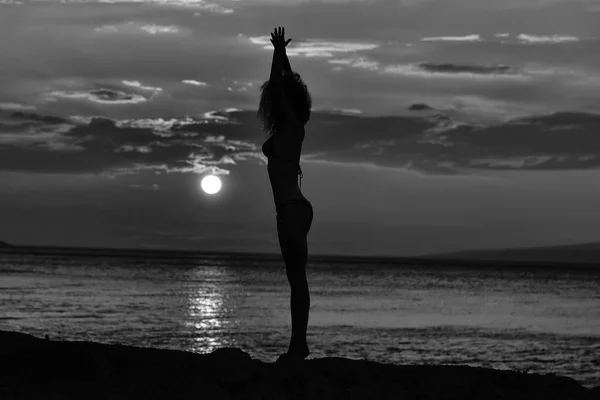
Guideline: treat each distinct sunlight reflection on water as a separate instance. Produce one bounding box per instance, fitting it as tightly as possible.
[185,266,230,353]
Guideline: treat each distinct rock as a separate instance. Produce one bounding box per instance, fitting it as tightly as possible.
[0,330,595,400]
[209,347,256,385]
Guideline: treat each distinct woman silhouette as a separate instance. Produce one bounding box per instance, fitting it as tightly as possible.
[257,26,314,362]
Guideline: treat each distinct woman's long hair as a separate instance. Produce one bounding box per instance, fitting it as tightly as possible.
[257,72,312,137]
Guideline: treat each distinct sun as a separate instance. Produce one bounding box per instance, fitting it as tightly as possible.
[201,175,222,195]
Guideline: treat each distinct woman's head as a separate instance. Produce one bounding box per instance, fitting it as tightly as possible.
[257,72,312,137]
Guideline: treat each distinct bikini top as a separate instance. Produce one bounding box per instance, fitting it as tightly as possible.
[262,135,304,188]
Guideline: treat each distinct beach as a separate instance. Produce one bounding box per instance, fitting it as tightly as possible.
[1,329,597,400]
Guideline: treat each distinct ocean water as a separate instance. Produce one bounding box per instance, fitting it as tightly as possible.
[0,253,599,388]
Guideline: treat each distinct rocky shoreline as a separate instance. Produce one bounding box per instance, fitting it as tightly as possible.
[0,330,597,399]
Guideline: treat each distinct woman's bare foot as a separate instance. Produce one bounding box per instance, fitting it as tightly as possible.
[287,342,310,359]
[276,342,310,363]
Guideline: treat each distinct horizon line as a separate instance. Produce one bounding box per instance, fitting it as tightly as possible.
[1,241,598,269]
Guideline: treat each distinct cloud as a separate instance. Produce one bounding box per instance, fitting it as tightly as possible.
[9,111,70,125]
[182,80,208,86]
[121,80,163,92]
[408,103,434,111]
[302,110,600,173]
[2,108,600,177]
[47,88,148,104]
[416,33,588,46]
[95,22,182,35]
[383,63,528,81]
[115,145,153,153]
[328,56,380,71]
[421,35,482,42]
[430,111,600,171]
[330,108,363,115]
[418,63,514,75]
[227,80,254,92]
[139,24,180,35]
[65,0,233,13]
[0,111,82,150]
[115,117,198,134]
[149,0,234,13]
[94,25,119,33]
[517,34,580,44]
[244,35,380,58]
[0,103,37,111]
[0,109,260,176]
[468,156,555,168]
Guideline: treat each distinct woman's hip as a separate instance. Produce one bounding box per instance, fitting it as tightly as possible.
[276,198,313,234]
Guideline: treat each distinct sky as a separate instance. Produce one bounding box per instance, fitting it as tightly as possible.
[1,0,600,257]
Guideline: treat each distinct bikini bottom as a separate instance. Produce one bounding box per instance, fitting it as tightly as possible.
[276,198,314,236]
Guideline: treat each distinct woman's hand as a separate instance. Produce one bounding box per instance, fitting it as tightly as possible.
[270,26,292,49]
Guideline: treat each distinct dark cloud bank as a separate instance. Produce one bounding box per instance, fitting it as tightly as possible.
[1,106,600,176]
[418,63,514,75]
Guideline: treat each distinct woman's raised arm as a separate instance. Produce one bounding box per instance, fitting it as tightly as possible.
[269,27,292,83]
[282,50,293,76]
[268,27,298,123]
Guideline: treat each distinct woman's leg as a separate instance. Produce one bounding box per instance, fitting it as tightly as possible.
[276,201,313,358]
[287,234,309,354]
